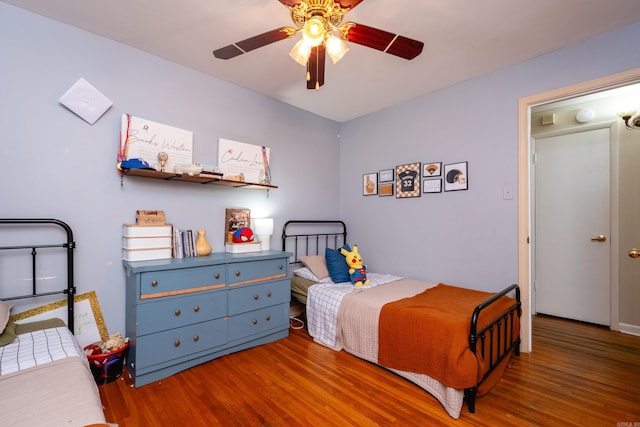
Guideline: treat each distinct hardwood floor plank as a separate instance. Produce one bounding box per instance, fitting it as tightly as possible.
[99,315,640,426]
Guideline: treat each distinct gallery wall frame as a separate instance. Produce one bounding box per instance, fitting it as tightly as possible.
[423,179,442,193]
[396,163,421,198]
[423,162,442,177]
[363,173,378,196]
[379,182,394,197]
[443,161,469,191]
[379,169,394,183]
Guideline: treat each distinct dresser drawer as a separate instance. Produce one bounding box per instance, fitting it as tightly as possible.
[136,291,227,335]
[227,258,287,287]
[135,318,227,369]
[228,280,290,316]
[140,265,226,299]
[228,303,289,341]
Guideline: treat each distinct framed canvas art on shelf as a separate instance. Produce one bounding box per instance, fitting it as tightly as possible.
[225,208,251,243]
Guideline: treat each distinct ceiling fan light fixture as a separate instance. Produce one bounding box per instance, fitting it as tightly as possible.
[326,33,349,64]
[302,16,326,47]
[289,38,311,66]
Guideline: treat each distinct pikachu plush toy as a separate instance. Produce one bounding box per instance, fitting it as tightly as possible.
[340,245,370,287]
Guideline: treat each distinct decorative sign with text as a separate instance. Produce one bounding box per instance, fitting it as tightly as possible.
[218,138,271,184]
[120,114,193,173]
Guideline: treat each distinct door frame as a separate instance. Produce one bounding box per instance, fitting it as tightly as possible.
[517,67,640,352]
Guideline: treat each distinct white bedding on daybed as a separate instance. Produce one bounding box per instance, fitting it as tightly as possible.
[306,273,466,419]
[0,326,107,427]
[0,326,85,375]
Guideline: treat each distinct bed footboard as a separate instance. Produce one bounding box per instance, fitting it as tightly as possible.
[464,284,521,413]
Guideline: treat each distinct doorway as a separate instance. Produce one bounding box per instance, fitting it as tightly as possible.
[517,67,640,352]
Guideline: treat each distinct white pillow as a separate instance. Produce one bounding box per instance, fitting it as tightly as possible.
[0,300,13,333]
[293,267,333,283]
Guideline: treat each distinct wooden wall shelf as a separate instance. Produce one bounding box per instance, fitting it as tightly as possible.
[123,168,277,190]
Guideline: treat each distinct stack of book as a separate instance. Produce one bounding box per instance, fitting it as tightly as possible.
[122,224,173,261]
[172,229,200,259]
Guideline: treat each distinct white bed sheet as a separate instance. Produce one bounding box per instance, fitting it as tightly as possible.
[0,326,86,375]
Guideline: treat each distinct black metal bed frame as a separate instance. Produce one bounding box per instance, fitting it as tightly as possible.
[281,219,521,414]
[282,220,347,263]
[0,219,76,332]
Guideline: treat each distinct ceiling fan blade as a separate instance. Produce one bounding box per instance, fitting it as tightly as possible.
[341,22,423,60]
[306,45,326,90]
[213,27,296,60]
[335,0,365,10]
[277,0,302,6]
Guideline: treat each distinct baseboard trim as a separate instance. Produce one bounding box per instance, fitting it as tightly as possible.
[619,323,640,337]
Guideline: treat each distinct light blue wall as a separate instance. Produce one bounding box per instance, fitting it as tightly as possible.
[0,3,340,334]
[3,1,640,335]
[339,22,640,292]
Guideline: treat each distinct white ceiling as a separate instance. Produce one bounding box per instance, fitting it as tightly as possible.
[4,0,640,122]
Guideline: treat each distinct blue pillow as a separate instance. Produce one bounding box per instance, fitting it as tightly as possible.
[325,245,351,283]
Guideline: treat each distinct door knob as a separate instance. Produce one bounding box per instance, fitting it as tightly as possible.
[590,235,606,242]
[629,248,640,259]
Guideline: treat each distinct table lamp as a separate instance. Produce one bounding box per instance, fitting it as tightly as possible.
[254,218,274,251]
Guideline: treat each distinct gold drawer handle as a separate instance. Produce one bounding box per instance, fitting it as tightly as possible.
[175,309,181,316]
[252,319,258,325]
[215,273,220,279]
[266,291,272,297]
[194,306,200,312]
[254,294,259,300]
[279,264,283,270]
[193,335,199,342]
[151,280,158,287]
[266,315,271,321]
[236,271,241,277]
[174,340,181,347]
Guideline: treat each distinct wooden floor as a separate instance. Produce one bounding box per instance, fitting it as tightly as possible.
[99,315,640,426]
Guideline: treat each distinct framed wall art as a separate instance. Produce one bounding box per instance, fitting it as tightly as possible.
[444,161,469,191]
[225,208,251,242]
[10,291,108,347]
[423,162,442,177]
[395,163,421,198]
[379,182,394,197]
[379,168,394,183]
[423,179,442,193]
[363,173,378,196]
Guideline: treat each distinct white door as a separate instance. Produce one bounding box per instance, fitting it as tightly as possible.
[534,128,611,325]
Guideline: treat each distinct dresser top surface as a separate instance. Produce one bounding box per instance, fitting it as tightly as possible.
[123,250,292,273]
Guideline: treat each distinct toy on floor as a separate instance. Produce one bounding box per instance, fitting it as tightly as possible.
[340,245,369,286]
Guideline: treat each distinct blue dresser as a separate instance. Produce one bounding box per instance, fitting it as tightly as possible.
[123,250,291,387]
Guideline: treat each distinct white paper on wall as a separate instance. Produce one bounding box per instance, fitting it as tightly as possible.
[59,77,113,125]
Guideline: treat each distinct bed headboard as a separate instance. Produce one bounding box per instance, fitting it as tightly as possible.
[0,219,76,332]
[281,220,347,264]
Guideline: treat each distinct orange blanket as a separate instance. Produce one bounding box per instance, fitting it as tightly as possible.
[378,283,518,389]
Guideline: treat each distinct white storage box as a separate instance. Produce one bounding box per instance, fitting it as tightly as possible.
[122,236,173,250]
[225,242,262,253]
[123,224,173,237]
[122,247,172,262]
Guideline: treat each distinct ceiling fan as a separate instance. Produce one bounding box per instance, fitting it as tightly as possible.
[212,0,424,90]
